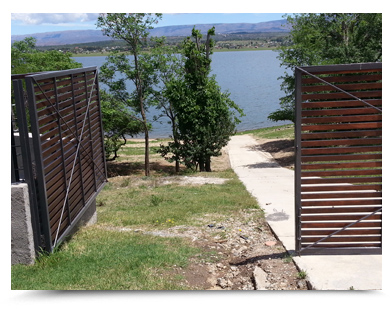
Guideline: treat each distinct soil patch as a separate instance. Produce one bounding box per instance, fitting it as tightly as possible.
[251,137,295,169]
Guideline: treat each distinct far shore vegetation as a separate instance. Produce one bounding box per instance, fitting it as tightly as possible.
[71,46,278,57]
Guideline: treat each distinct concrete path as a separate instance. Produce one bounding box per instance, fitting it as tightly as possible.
[227,134,382,290]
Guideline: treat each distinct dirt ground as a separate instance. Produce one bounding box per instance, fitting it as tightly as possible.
[106,136,306,290]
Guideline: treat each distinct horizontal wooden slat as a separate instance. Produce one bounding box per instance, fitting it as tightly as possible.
[301,73,382,85]
[301,176,382,185]
[301,243,381,248]
[301,191,382,199]
[301,138,382,148]
[302,82,382,93]
[302,107,381,117]
[302,114,381,124]
[302,169,382,177]
[301,199,382,207]
[302,153,381,163]
[301,206,381,214]
[301,145,381,155]
[302,161,381,171]
[301,214,382,221]
[301,221,381,229]
[302,228,381,235]
[302,99,382,109]
[301,122,381,132]
[301,129,382,140]
[302,90,381,101]
[301,183,381,193]
[301,235,382,243]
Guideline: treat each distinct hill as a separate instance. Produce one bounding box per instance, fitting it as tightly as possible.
[11,19,288,46]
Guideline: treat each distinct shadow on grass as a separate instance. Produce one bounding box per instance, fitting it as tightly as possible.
[106,160,179,178]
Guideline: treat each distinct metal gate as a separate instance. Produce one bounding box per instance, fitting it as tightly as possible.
[12,67,107,252]
[294,63,382,255]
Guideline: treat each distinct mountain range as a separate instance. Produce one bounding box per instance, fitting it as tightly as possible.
[11,19,288,46]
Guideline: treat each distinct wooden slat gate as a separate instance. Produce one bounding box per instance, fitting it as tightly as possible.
[12,67,107,252]
[294,63,382,255]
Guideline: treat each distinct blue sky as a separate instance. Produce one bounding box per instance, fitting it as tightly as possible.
[11,13,287,36]
[9,1,384,36]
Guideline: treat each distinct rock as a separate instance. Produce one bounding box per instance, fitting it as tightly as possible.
[253,266,268,290]
[217,278,232,289]
[298,279,306,289]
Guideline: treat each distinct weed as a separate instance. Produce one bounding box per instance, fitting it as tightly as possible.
[297,270,307,279]
[150,194,163,207]
[282,253,293,263]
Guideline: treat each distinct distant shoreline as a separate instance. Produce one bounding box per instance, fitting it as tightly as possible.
[71,47,278,58]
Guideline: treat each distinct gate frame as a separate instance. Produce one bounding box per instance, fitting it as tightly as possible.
[294,62,382,255]
[12,67,107,253]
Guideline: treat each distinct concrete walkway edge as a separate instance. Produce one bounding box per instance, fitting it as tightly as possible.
[227,135,382,290]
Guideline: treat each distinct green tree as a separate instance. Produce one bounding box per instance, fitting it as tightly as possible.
[149,37,184,173]
[100,90,146,161]
[97,13,162,176]
[11,37,81,74]
[269,13,382,123]
[160,27,243,172]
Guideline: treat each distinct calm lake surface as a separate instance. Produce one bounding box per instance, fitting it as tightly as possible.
[73,50,292,138]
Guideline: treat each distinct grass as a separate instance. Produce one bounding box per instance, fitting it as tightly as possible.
[12,143,261,290]
[12,228,198,290]
[12,125,292,290]
[97,170,259,229]
[238,124,294,139]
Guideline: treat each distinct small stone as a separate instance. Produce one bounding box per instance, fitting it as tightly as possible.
[265,240,277,247]
[298,279,306,289]
[217,278,232,289]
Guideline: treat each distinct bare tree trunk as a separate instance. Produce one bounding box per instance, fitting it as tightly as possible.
[205,156,211,172]
[144,128,150,176]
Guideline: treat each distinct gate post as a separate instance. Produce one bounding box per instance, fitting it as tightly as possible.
[294,67,302,254]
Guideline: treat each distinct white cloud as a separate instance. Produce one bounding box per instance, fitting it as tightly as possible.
[11,13,99,25]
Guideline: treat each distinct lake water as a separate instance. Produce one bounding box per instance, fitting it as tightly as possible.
[73,50,292,138]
